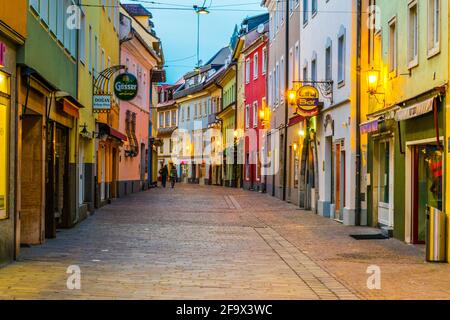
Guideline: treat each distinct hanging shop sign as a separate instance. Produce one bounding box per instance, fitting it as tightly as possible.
[360,119,379,134]
[395,97,434,122]
[93,94,112,111]
[0,42,6,68]
[114,73,138,101]
[296,85,320,118]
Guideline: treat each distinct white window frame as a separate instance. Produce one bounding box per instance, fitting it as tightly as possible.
[262,47,267,75]
[428,0,441,57]
[253,101,258,128]
[388,17,398,76]
[253,53,259,80]
[245,104,250,129]
[408,1,419,68]
[246,58,251,84]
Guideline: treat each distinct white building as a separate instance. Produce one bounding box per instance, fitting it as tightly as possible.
[299,0,359,225]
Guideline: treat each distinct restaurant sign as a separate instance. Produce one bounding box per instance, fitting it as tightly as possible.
[114,73,138,101]
[93,94,112,111]
[296,85,320,117]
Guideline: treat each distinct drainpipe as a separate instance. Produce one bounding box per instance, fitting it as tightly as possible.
[148,74,154,187]
[355,0,362,226]
[282,0,290,201]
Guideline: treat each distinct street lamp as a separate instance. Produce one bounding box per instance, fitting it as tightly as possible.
[194,3,210,70]
[287,90,297,105]
[367,68,380,94]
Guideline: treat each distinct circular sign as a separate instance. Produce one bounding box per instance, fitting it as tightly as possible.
[295,85,320,117]
[114,73,138,101]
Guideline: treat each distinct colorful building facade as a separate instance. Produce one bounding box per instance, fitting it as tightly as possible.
[0,0,27,265]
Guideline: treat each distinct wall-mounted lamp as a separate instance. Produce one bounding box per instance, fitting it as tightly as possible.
[287,90,297,105]
[367,69,380,95]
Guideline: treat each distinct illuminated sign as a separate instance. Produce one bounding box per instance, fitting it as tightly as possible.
[295,85,320,117]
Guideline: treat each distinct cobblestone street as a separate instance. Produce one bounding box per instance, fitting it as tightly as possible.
[0,185,449,300]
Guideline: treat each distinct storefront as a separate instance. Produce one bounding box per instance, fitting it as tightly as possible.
[361,109,396,235]
[95,122,127,208]
[396,94,444,246]
[0,58,14,264]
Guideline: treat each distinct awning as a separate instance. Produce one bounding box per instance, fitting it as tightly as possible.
[360,119,379,134]
[98,123,128,141]
[62,99,80,118]
[395,97,434,122]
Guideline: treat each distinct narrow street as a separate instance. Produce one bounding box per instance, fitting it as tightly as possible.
[0,185,449,300]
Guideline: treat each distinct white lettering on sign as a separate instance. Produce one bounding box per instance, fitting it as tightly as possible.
[93,95,111,110]
[115,82,138,91]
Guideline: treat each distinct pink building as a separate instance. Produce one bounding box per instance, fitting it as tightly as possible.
[118,5,163,197]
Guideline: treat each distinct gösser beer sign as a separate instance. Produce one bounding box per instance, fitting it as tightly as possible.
[296,85,320,118]
[114,72,138,101]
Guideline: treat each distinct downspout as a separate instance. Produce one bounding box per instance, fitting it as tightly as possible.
[148,72,153,187]
[282,0,290,201]
[233,62,239,188]
[355,0,362,226]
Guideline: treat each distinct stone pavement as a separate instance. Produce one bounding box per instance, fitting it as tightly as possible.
[0,184,449,300]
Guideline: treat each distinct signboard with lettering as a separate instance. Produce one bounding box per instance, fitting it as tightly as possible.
[114,73,138,101]
[296,85,320,118]
[93,95,112,111]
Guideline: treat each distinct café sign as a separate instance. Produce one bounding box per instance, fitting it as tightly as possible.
[295,85,320,117]
[114,73,138,101]
[93,94,111,111]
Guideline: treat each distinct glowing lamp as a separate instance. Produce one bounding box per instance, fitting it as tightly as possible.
[287,90,297,104]
[367,69,380,94]
[298,129,306,137]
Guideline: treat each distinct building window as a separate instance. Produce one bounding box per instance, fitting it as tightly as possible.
[303,63,308,81]
[388,17,397,74]
[303,0,309,25]
[262,47,267,74]
[428,0,441,56]
[246,59,251,83]
[312,0,318,16]
[289,48,294,88]
[325,44,332,81]
[159,112,164,128]
[408,1,419,67]
[88,25,92,72]
[275,64,279,105]
[253,101,258,128]
[338,31,346,84]
[165,111,170,127]
[245,105,250,129]
[79,11,86,64]
[171,110,177,127]
[268,72,273,106]
[253,53,259,80]
[311,58,317,82]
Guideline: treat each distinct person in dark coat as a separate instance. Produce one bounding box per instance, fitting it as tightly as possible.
[170,165,178,189]
[160,165,168,188]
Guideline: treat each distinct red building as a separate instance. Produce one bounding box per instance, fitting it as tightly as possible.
[242,19,269,192]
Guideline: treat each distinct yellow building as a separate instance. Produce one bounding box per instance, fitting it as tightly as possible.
[0,0,27,264]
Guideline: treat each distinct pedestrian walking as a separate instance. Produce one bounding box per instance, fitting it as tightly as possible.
[160,165,168,188]
[170,165,178,189]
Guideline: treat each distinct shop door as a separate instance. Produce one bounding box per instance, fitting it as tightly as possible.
[334,143,341,220]
[46,123,69,236]
[378,140,394,227]
[412,145,443,244]
[79,139,85,205]
[100,146,106,201]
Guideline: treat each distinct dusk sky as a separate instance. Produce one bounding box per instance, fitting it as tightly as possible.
[122,0,266,83]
